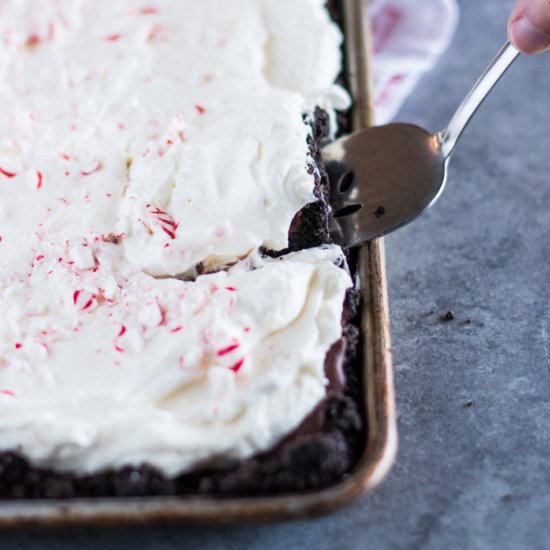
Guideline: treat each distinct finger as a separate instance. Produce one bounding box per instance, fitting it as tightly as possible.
[508,0,550,53]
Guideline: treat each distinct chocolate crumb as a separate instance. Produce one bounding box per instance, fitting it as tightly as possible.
[442,311,455,322]
[103,233,121,245]
[374,206,386,218]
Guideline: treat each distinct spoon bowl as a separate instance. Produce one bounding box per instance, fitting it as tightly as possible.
[324,123,446,247]
[324,42,521,247]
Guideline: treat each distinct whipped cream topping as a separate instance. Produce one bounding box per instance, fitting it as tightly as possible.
[0,246,351,475]
[0,0,352,475]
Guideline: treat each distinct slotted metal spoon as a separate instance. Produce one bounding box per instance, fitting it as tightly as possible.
[323,41,520,247]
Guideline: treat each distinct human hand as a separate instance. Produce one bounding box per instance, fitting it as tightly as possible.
[509,0,550,53]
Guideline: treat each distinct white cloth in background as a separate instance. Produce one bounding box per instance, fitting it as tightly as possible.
[367,0,459,123]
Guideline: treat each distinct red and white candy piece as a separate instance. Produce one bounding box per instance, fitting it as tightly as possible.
[73,289,97,312]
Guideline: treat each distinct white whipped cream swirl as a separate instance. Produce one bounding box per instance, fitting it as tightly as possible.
[0,0,352,475]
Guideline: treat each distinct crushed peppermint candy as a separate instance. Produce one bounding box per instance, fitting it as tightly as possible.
[0,167,17,178]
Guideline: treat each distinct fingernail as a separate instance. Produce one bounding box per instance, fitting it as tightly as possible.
[510,16,550,53]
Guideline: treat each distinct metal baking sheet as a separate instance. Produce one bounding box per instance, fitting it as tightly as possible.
[0,0,397,527]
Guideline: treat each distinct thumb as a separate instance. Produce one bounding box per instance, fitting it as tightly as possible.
[509,0,550,53]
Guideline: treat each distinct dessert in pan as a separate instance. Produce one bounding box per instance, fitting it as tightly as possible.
[0,0,365,499]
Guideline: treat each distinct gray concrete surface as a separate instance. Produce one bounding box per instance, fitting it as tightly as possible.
[2,0,549,548]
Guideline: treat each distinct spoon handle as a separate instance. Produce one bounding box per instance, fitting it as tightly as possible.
[440,42,520,159]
